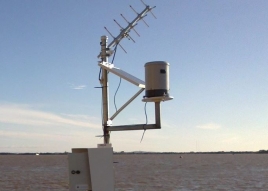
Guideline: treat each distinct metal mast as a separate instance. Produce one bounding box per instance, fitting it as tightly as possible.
[100,36,110,144]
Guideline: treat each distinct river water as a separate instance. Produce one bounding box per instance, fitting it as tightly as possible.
[0,154,268,190]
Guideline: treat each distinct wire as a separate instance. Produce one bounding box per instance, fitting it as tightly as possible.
[98,68,102,82]
[140,102,148,143]
[114,77,121,112]
[111,44,120,112]
[98,57,104,82]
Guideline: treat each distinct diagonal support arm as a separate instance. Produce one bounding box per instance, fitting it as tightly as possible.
[110,88,144,120]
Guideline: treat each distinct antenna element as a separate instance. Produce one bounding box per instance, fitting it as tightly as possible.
[98,1,156,57]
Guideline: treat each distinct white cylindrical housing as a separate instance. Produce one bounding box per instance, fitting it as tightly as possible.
[144,61,170,98]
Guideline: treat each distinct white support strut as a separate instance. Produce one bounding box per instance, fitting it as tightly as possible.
[98,62,145,88]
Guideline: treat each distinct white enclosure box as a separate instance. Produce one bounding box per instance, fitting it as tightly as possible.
[68,147,114,191]
[143,61,173,102]
[68,151,91,191]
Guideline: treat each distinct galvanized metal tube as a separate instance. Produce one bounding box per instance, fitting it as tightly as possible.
[108,124,158,131]
[155,102,161,128]
[100,36,110,144]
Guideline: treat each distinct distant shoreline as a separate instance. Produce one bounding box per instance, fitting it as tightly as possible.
[1,150,268,155]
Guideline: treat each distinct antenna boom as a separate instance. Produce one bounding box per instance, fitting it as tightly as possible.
[107,5,155,49]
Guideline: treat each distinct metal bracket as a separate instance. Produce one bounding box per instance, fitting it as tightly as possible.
[108,102,161,131]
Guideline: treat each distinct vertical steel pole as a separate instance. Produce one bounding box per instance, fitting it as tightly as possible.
[100,36,110,144]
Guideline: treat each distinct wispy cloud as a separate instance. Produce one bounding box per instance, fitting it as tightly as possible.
[196,123,221,130]
[0,129,93,142]
[73,85,86,90]
[0,129,100,152]
[0,104,99,128]
[0,130,70,140]
[69,83,87,90]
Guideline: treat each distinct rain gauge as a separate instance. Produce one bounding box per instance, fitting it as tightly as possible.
[68,1,173,190]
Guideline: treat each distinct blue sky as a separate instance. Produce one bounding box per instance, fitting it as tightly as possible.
[1,0,268,152]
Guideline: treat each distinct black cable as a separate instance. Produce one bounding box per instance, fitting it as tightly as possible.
[140,102,148,143]
[98,68,102,82]
[111,44,118,64]
[114,77,121,112]
[111,44,120,112]
[98,57,104,82]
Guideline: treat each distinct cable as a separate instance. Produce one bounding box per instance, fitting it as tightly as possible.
[114,77,121,112]
[98,57,104,82]
[98,68,102,82]
[111,44,120,112]
[140,102,148,143]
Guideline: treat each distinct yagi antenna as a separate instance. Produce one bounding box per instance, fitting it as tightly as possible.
[120,14,140,37]
[130,5,149,27]
[140,0,157,19]
[114,19,135,43]
[98,1,156,57]
[104,27,127,53]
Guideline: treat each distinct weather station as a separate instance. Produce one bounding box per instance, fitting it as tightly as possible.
[68,1,173,191]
